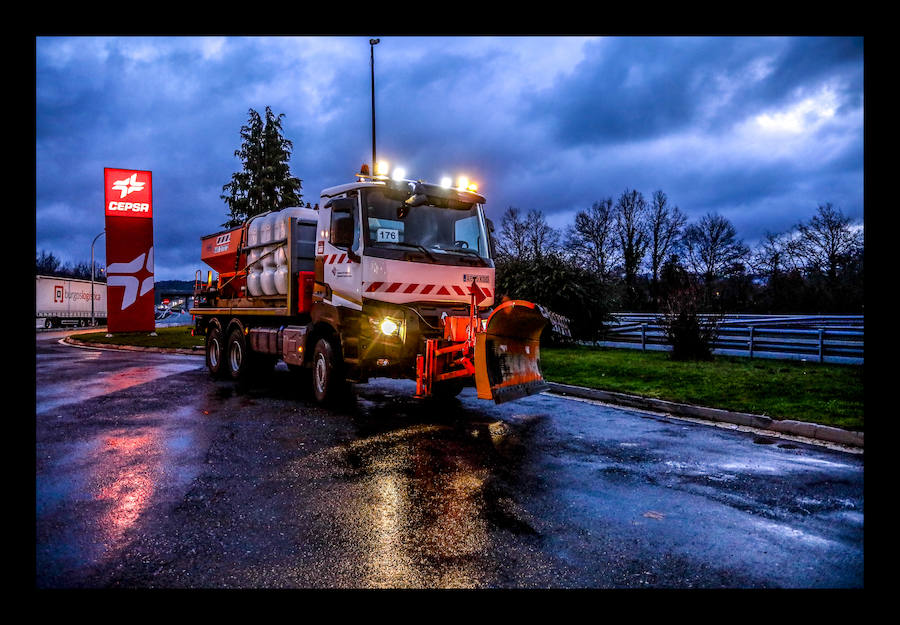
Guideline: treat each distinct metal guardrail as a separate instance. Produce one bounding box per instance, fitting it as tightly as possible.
[600,313,863,364]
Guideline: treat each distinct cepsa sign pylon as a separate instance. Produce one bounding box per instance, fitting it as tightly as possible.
[103,168,155,333]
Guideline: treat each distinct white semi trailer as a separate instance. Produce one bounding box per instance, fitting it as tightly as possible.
[35,275,107,328]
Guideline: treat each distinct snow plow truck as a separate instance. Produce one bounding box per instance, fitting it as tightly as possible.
[192,165,558,405]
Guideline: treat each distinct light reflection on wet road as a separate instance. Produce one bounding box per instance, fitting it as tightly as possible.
[35,333,864,588]
[36,340,200,414]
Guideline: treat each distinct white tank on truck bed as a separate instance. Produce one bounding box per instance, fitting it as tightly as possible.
[244,207,318,297]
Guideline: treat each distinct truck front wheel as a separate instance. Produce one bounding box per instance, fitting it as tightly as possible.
[312,337,345,404]
[432,379,465,398]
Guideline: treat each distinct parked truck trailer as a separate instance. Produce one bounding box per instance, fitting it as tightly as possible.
[192,166,554,405]
[36,275,107,328]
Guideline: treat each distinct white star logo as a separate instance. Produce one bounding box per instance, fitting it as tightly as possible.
[112,173,145,198]
[106,247,154,310]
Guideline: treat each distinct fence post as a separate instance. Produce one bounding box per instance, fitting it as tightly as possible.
[749,326,754,359]
[641,324,646,351]
[819,329,825,363]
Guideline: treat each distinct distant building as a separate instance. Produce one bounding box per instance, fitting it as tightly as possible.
[154,280,195,311]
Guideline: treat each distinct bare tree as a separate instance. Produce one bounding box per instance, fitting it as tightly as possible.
[495,207,559,261]
[524,209,559,260]
[682,212,749,288]
[793,203,863,285]
[751,230,800,278]
[614,189,650,291]
[566,198,619,277]
[36,250,62,275]
[647,190,687,298]
[495,207,530,261]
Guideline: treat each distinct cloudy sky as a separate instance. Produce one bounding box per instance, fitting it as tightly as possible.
[35,36,864,281]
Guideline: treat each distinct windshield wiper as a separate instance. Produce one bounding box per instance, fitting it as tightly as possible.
[444,247,481,258]
[435,246,485,264]
[389,241,437,262]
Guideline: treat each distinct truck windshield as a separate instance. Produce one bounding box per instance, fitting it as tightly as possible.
[362,188,491,265]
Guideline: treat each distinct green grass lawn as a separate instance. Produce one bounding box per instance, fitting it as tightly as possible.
[541,345,863,431]
[72,325,201,350]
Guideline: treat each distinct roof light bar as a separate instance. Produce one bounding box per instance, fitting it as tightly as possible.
[355,164,482,194]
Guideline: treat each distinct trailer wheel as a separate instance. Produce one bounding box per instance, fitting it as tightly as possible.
[312,337,345,404]
[206,324,228,379]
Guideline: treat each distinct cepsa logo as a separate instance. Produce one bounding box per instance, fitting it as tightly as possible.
[104,168,152,218]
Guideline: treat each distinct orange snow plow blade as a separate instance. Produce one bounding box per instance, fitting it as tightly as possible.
[474,300,550,404]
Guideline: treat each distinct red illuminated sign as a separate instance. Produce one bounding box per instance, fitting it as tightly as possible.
[104,168,155,333]
[104,169,153,218]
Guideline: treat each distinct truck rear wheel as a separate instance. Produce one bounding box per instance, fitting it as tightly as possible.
[227,328,251,381]
[206,324,228,379]
[312,337,345,404]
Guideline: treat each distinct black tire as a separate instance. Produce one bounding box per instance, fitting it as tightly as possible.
[287,363,313,396]
[206,324,228,379]
[431,378,465,398]
[226,327,252,381]
[312,337,345,404]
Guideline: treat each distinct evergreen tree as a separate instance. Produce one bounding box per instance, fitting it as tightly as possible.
[221,107,303,228]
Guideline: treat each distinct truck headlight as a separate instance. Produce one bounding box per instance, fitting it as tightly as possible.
[380,318,399,336]
[369,315,402,337]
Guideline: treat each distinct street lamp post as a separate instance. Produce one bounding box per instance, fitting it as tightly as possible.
[370,38,380,171]
[91,230,105,327]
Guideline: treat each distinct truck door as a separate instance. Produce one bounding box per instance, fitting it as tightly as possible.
[322,195,363,311]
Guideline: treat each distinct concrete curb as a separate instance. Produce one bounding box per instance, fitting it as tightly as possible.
[64,336,205,356]
[545,382,864,449]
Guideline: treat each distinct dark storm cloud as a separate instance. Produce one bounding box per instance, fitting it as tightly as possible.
[524,37,863,145]
[525,37,716,143]
[509,36,863,243]
[36,36,863,281]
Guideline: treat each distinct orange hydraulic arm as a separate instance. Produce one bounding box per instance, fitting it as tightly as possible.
[415,280,550,404]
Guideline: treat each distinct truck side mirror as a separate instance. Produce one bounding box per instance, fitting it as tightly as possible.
[485,218,497,258]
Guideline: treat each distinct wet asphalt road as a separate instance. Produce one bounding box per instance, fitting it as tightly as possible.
[35,331,864,588]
